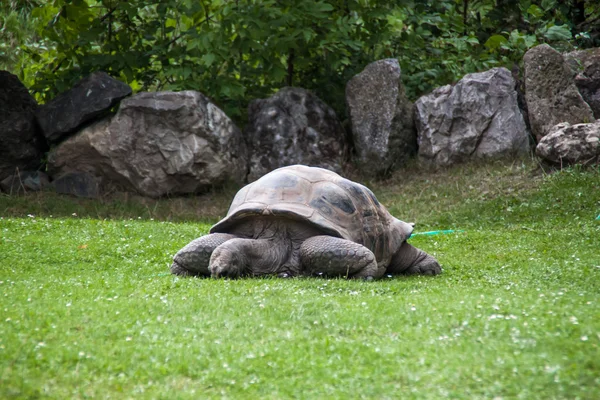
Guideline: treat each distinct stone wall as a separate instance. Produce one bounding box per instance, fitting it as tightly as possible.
[2,44,598,197]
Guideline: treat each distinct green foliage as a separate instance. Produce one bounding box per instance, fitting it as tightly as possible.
[386,0,600,99]
[13,0,395,120]
[1,162,599,398]
[6,0,600,120]
[0,0,41,73]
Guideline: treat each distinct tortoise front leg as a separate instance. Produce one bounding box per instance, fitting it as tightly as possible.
[387,241,441,276]
[300,236,386,279]
[171,233,238,276]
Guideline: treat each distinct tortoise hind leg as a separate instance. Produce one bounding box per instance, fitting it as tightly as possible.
[387,241,441,276]
[300,236,385,279]
[171,233,238,276]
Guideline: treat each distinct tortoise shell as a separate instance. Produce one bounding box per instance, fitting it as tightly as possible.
[210,165,413,264]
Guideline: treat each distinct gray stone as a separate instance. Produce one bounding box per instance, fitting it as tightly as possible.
[536,121,600,166]
[245,87,346,181]
[52,172,100,198]
[524,44,595,140]
[0,71,47,181]
[414,67,529,166]
[565,48,600,118]
[36,71,132,143]
[346,59,416,175]
[47,91,247,198]
[0,171,50,195]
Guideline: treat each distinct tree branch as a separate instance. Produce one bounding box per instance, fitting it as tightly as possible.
[164,14,213,49]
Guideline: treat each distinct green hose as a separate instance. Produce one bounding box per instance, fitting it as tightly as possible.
[411,229,464,236]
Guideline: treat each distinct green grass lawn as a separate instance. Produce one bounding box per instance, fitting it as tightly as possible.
[1,160,599,399]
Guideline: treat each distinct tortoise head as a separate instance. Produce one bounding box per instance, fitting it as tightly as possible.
[392,218,414,244]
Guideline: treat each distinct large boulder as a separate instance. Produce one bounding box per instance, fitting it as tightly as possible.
[245,87,346,181]
[36,71,132,143]
[346,59,416,175]
[565,48,600,119]
[536,121,600,166]
[47,91,248,198]
[414,67,529,166]
[0,71,47,182]
[524,44,595,140]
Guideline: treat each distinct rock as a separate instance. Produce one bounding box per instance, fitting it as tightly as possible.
[36,71,132,143]
[47,91,247,198]
[0,171,50,195]
[0,71,47,181]
[536,121,600,166]
[524,44,595,140]
[565,48,600,118]
[414,67,529,166]
[346,59,416,175]
[245,87,346,181]
[52,172,101,198]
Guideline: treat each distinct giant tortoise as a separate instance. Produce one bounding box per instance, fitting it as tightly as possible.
[171,165,441,279]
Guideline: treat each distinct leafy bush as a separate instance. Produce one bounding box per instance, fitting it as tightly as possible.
[3,0,600,121]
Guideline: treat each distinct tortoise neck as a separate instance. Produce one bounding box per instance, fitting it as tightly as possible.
[235,237,293,276]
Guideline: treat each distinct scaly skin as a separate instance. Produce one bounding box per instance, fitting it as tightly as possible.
[209,237,292,278]
[299,235,385,279]
[387,241,442,275]
[208,234,388,280]
[171,233,237,276]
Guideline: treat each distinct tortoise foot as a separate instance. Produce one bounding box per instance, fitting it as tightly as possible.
[170,260,198,276]
[388,242,442,276]
[300,235,384,279]
[403,257,442,276]
[171,233,237,276]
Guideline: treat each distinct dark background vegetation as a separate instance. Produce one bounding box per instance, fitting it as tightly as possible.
[1,0,599,123]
